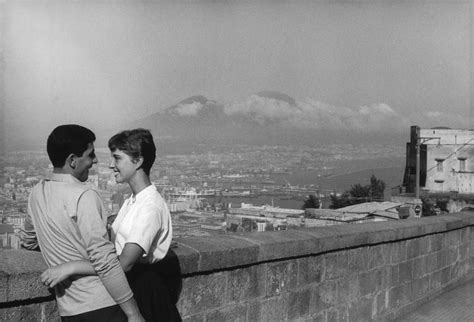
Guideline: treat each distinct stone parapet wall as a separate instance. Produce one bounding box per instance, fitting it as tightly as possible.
[2,212,474,321]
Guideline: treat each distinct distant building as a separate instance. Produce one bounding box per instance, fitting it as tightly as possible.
[231,202,304,218]
[0,224,18,249]
[402,126,474,196]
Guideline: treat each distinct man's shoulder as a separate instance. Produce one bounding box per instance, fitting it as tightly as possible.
[31,179,99,201]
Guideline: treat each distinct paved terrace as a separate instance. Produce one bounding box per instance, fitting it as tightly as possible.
[2,212,474,321]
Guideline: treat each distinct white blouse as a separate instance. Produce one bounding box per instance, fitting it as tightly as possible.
[111,185,172,264]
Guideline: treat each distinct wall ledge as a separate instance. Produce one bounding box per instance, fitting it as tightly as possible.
[2,212,474,304]
[172,212,474,274]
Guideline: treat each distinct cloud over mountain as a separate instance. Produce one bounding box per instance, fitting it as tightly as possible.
[223,92,406,132]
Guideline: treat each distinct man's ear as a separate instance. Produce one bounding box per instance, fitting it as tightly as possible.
[67,154,76,169]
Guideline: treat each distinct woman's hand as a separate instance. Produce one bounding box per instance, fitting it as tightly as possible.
[41,264,72,288]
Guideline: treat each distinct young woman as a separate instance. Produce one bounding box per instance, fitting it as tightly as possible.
[41,129,181,321]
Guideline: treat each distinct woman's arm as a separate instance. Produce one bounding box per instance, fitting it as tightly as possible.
[41,260,95,288]
[119,243,144,272]
[41,243,145,287]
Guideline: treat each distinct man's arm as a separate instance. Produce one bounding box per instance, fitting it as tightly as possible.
[21,200,40,251]
[76,190,143,320]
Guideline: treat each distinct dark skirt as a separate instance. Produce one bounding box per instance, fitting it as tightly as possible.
[61,304,126,322]
[126,263,182,322]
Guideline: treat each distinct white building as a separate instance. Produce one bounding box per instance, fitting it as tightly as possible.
[403,126,474,195]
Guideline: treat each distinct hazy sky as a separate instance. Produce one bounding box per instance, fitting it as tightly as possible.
[2,0,472,149]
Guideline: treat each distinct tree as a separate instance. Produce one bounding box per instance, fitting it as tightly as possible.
[369,174,385,201]
[302,194,320,210]
[329,192,354,209]
[330,175,386,209]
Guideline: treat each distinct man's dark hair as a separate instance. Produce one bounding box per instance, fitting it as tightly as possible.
[108,128,156,176]
[47,124,96,168]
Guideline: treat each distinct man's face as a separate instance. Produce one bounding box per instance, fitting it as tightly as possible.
[73,143,98,182]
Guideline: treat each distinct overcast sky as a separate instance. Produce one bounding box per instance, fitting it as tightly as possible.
[2,0,472,149]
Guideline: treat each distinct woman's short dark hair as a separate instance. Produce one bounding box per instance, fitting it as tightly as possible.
[108,128,156,176]
[47,124,96,168]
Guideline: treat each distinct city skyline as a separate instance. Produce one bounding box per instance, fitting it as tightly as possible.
[2,1,473,150]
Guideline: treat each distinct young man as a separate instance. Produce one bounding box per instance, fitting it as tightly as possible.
[25,124,144,321]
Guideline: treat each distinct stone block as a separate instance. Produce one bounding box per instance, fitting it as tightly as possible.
[412,257,425,279]
[0,250,52,302]
[324,251,348,280]
[388,284,408,309]
[337,306,350,322]
[326,308,338,322]
[176,272,227,316]
[266,260,297,297]
[368,245,389,269]
[7,272,53,301]
[297,256,324,287]
[375,290,388,316]
[164,243,199,275]
[177,235,259,272]
[42,301,60,321]
[411,276,429,301]
[450,262,460,281]
[447,248,459,265]
[437,249,449,269]
[347,247,369,274]
[429,234,444,253]
[310,279,338,313]
[461,227,471,243]
[445,219,465,231]
[0,302,59,322]
[420,236,430,253]
[340,276,359,303]
[430,270,442,291]
[309,311,325,322]
[424,253,438,274]
[459,243,469,261]
[392,223,423,241]
[288,288,311,320]
[335,278,349,303]
[389,242,407,265]
[398,260,413,284]
[359,271,377,297]
[440,266,451,286]
[235,230,323,263]
[227,265,265,302]
[0,250,48,274]
[387,265,399,288]
[470,240,474,257]
[348,296,373,321]
[406,238,423,260]
[248,296,289,321]
[445,229,461,247]
[206,303,248,322]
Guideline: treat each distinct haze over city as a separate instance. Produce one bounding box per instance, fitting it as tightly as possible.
[2,0,473,151]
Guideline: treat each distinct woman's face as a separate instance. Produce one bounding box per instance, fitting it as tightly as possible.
[109,149,137,184]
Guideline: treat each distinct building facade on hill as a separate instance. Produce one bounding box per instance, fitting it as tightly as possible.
[0,224,18,249]
[402,125,474,196]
